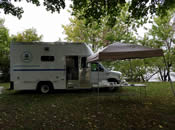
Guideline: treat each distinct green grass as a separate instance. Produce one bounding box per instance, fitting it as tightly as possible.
[0,82,175,130]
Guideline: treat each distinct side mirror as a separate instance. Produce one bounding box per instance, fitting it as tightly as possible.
[107,68,111,71]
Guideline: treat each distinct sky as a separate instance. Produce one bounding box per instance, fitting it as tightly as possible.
[0,0,152,42]
[1,0,72,42]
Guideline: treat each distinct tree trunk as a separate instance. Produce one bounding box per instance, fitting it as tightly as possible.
[158,67,164,81]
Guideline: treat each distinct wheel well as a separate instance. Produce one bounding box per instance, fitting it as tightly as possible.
[107,78,119,83]
[37,81,54,90]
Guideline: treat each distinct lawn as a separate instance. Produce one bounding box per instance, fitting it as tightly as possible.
[0,82,175,130]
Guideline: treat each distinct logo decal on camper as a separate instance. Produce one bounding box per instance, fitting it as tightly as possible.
[21,51,33,63]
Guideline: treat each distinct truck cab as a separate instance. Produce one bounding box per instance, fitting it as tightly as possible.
[90,62,122,84]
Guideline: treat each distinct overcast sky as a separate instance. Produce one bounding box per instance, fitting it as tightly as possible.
[1,0,72,42]
[0,0,152,42]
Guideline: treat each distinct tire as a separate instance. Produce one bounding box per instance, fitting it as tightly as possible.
[107,79,119,92]
[38,83,52,94]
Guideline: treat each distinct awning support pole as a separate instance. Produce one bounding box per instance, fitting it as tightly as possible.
[163,55,175,96]
[129,60,133,81]
[96,62,100,113]
[98,62,100,97]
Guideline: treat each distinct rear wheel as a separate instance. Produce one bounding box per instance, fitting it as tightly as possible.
[107,79,119,92]
[38,82,53,94]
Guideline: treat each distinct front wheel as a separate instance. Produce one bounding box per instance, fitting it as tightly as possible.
[107,79,119,92]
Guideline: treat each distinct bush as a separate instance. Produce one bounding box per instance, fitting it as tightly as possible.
[0,58,10,82]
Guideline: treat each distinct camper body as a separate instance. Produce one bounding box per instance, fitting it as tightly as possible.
[10,42,122,93]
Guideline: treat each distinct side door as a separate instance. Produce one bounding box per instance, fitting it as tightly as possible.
[66,56,80,88]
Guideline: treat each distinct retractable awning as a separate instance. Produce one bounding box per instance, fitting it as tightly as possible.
[87,42,163,62]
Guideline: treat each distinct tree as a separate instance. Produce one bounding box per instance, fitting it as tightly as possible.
[0,18,10,82]
[11,28,43,42]
[63,4,136,52]
[0,0,174,25]
[142,10,175,81]
[62,17,101,52]
[63,16,136,51]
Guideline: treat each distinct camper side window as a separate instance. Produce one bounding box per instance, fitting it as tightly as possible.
[41,56,55,62]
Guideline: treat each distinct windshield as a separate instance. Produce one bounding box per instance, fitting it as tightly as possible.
[98,63,106,71]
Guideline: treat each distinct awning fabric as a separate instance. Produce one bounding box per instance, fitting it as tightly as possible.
[87,42,163,62]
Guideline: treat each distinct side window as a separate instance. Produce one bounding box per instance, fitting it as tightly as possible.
[81,57,87,68]
[91,63,98,71]
[91,63,104,72]
[41,56,55,62]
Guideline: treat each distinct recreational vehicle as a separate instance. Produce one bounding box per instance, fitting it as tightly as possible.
[10,42,122,93]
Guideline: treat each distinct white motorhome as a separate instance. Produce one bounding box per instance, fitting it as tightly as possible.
[10,42,122,93]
